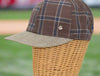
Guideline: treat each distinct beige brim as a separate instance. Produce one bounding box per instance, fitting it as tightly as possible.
[4,31,73,47]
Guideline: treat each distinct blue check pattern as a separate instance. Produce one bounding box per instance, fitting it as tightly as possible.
[38,0,72,35]
[53,0,65,36]
[37,15,71,23]
[29,7,41,31]
[72,11,91,16]
[26,3,42,32]
[70,29,90,34]
[72,0,81,39]
[80,0,91,40]
[71,0,93,40]
[26,0,94,41]
[45,0,72,6]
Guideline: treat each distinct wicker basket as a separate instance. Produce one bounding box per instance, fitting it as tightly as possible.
[32,40,89,76]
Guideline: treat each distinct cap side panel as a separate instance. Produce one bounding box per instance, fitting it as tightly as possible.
[71,0,81,39]
[75,0,88,40]
[79,0,94,40]
[26,2,43,32]
[30,8,40,32]
[79,0,90,40]
[81,0,94,34]
[70,0,77,40]
[26,9,37,31]
[32,3,44,33]
[70,0,93,40]
[31,19,40,33]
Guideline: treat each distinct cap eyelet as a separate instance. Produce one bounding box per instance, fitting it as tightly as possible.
[58,25,63,30]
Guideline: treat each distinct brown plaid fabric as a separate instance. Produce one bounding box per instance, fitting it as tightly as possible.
[26,0,94,40]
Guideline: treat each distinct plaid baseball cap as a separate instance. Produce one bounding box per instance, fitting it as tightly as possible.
[5,0,94,47]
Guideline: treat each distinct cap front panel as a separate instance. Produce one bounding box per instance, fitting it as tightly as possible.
[60,1,72,19]
[31,0,72,38]
[42,20,55,36]
[45,3,58,16]
[57,22,71,38]
[41,2,58,36]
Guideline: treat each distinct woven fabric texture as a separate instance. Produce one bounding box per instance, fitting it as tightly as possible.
[32,40,89,76]
[27,0,94,40]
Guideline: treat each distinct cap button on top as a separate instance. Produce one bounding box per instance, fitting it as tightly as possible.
[58,25,63,30]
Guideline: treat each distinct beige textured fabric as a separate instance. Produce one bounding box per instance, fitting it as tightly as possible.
[5,31,73,47]
[32,40,89,76]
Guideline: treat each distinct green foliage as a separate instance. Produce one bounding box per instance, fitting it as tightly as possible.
[0,35,100,76]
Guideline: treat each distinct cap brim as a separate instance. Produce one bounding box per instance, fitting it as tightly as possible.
[4,31,73,47]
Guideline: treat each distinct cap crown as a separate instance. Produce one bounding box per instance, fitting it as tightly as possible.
[26,0,94,40]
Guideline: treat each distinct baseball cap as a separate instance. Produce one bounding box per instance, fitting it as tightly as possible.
[5,0,94,47]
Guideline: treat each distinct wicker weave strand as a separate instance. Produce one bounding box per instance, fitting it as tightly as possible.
[32,40,89,76]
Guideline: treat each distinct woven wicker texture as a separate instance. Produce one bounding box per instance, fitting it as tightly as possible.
[32,40,89,76]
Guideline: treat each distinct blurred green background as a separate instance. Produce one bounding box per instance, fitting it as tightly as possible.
[0,8,100,76]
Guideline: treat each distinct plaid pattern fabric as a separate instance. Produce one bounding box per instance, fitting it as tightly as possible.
[26,0,94,40]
